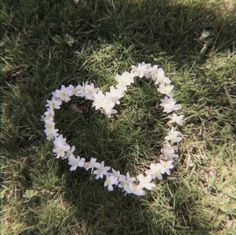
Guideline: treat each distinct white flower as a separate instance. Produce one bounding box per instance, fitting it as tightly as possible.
[44,117,59,140]
[54,85,72,102]
[52,135,70,158]
[122,172,136,193]
[131,62,152,78]
[78,157,86,167]
[92,91,104,108]
[131,63,144,78]
[111,169,126,187]
[104,175,118,191]
[154,68,171,85]
[93,161,111,179]
[84,83,99,100]
[165,127,182,144]
[68,85,76,95]
[93,91,116,117]
[68,155,86,171]
[68,155,77,171]
[129,184,145,196]
[168,113,184,126]
[157,84,174,96]
[160,160,174,175]
[85,158,97,171]
[46,98,62,110]
[137,174,155,190]
[43,109,55,119]
[160,97,181,113]
[63,84,81,96]
[149,65,159,81]
[73,84,85,97]
[105,86,124,104]
[161,142,178,160]
[63,145,75,159]
[146,163,163,180]
[44,116,55,128]
[44,127,59,141]
[115,71,134,88]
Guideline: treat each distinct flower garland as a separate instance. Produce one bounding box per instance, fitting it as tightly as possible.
[42,63,184,196]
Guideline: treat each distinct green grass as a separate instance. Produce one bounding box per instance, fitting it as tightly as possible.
[1,0,236,234]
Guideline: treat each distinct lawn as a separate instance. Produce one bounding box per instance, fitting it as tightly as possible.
[0,0,236,234]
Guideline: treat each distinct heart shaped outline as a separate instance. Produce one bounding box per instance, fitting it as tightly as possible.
[42,63,184,196]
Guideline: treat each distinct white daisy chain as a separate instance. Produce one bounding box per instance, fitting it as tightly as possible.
[42,62,184,196]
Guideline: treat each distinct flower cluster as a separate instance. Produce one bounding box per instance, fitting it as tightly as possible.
[42,62,184,196]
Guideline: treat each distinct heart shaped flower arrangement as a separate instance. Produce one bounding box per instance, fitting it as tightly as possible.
[42,63,184,196]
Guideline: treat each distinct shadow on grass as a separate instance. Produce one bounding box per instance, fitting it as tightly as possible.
[66,0,236,69]
[1,0,236,234]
